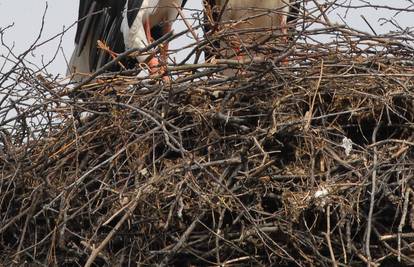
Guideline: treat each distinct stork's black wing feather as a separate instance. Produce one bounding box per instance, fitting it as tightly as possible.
[181,0,188,9]
[127,0,144,27]
[75,0,92,44]
[74,0,127,72]
[75,0,96,54]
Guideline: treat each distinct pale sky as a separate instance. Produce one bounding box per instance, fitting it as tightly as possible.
[0,1,412,76]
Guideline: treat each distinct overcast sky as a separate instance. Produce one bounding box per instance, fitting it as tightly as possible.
[0,1,412,76]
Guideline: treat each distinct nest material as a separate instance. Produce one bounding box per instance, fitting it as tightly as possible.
[2,6,414,267]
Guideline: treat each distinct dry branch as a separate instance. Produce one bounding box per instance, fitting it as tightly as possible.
[1,1,414,266]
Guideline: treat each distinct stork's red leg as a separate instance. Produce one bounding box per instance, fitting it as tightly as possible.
[143,19,171,82]
[278,14,289,65]
[278,15,288,43]
[159,23,172,83]
[160,24,171,65]
[144,19,159,73]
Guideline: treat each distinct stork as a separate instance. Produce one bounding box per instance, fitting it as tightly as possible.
[204,0,300,63]
[67,0,187,81]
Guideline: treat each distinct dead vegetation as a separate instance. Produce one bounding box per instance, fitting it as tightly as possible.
[1,1,414,266]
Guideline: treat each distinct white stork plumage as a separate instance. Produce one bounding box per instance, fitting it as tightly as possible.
[204,0,300,62]
[67,0,187,80]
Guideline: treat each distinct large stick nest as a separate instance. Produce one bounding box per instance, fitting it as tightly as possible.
[1,2,414,266]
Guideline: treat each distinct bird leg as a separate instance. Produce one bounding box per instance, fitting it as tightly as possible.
[144,19,170,82]
[278,14,289,65]
[159,22,172,83]
[144,19,160,75]
[278,13,288,43]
